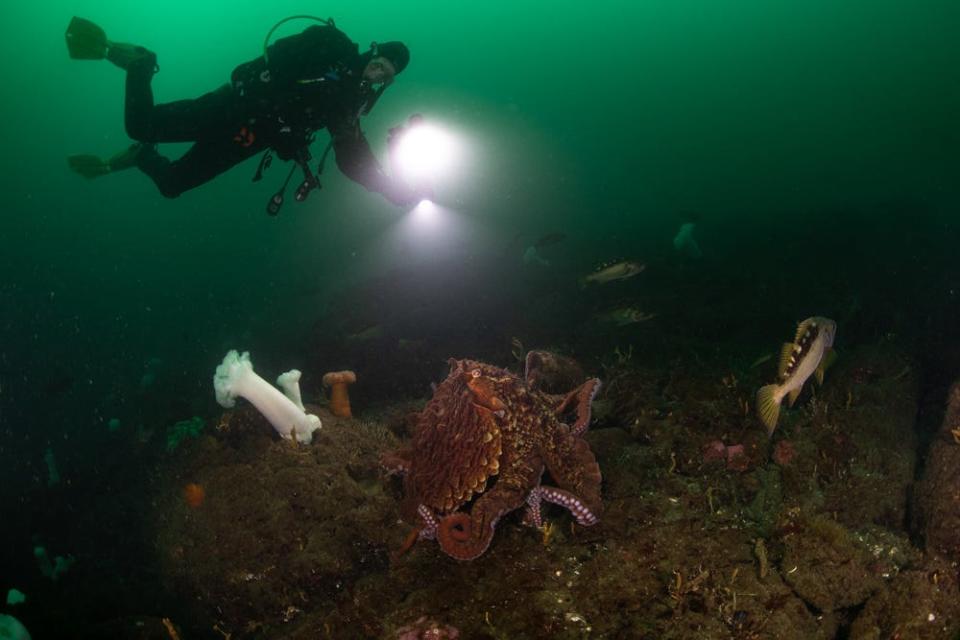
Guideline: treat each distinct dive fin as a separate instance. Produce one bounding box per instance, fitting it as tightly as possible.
[815,348,837,385]
[106,43,155,71]
[106,143,144,172]
[65,17,108,60]
[756,384,781,435]
[67,154,111,179]
[67,145,142,179]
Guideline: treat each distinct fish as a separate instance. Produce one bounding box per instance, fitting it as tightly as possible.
[750,353,773,368]
[580,260,645,286]
[523,245,551,267]
[346,323,384,343]
[673,222,702,259]
[510,337,525,362]
[534,232,567,248]
[595,306,656,327]
[756,316,837,435]
[397,337,425,351]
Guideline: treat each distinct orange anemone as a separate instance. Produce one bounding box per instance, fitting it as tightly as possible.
[183,482,205,508]
[322,370,357,417]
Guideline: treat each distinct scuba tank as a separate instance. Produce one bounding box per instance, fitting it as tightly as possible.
[235,16,342,215]
[231,15,353,98]
[235,15,386,215]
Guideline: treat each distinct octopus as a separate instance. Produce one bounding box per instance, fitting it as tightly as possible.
[384,352,603,560]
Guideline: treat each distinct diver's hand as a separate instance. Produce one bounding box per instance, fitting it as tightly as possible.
[414,183,435,202]
[381,180,423,207]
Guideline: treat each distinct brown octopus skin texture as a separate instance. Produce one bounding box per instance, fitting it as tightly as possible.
[387,357,603,560]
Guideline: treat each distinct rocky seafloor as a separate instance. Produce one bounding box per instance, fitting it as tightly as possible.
[125,338,960,640]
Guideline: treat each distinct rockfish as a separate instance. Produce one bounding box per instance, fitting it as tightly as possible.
[580,260,645,286]
[756,316,837,435]
[534,232,567,248]
[595,306,656,326]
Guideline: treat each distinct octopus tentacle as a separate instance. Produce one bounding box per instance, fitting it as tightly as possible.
[524,350,586,393]
[380,448,413,476]
[396,527,422,557]
[417,504,440,539]
[541,435,603,520]
[437,507,502,561]
[437,461,540,560]
[525,485,600,528]
[396,504,441,557]
[555,378,602,435]
[389,357,604,561]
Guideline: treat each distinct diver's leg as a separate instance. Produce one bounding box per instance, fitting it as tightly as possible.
[107,43,154,71]
[135,136,264,198]
[122,53,162,141]
[125,53,235,143]
[69,51,161,178]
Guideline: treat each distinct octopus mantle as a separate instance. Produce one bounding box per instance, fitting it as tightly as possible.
[388,355,602,560]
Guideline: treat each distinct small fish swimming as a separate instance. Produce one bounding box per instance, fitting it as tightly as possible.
[595,306,656,327]
[522,245,551,267]
[673,222,702,259]
[534,232,567,248]
[580,260,645,286]
[346,323,384,343]
[756,316,837,435]
[510,336,525,362]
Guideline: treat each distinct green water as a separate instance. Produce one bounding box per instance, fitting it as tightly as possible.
[0,1,958,635]
[2,0,957,369]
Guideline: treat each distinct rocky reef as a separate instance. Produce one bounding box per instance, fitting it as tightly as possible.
[145,343,960,639]
[914,381,960,562]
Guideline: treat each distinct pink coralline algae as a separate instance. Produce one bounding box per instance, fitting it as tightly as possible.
[703,440,750,472]
[395,616,460,640]
[703,440,728,464]
[725,444,749,472]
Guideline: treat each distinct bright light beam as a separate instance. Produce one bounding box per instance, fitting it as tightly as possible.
[411,199,437,219]
[393,123,458,184]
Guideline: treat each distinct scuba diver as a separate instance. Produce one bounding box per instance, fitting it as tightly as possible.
[64,16,422,209]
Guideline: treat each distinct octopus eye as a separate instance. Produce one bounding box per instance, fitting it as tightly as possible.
[471,369,481,378]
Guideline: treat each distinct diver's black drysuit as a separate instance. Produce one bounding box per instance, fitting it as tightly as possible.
[125,24,398,200]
